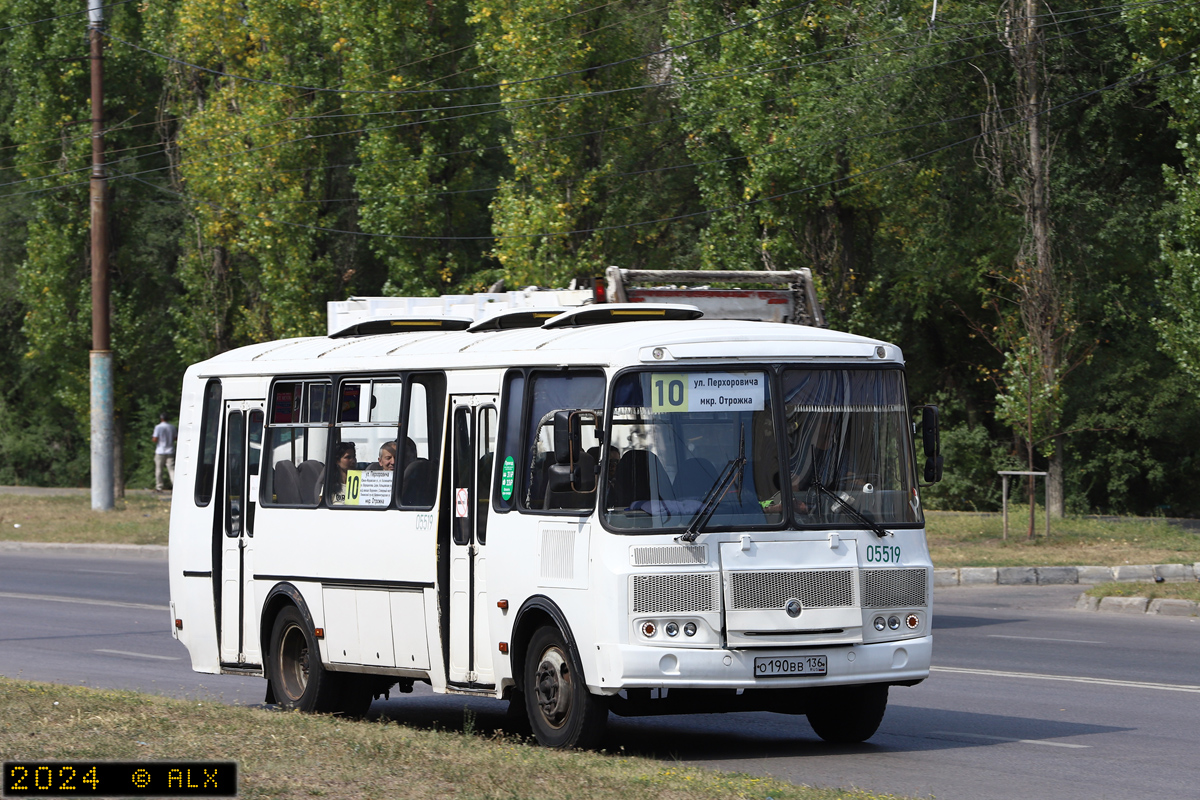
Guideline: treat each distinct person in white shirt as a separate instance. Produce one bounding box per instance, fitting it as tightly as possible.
[152,412,177,492]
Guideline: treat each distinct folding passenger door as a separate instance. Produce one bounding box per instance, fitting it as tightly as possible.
[218,400,265,667]
[446,395,499,687]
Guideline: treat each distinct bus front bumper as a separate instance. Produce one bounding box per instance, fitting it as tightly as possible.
[592,635,931,692]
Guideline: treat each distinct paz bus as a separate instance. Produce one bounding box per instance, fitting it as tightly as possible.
[167,302,942,748]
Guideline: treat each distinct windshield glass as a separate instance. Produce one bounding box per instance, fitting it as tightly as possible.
[603,370,783,531]
[781,368,922,527]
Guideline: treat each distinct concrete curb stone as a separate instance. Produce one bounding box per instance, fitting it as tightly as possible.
[0,541,167,560]
[936,562,1196,586]
[959,567,998,585]
[933,568,959,588]
[1147,598,1199,617]
[1098,596,1149,614]
[1114,564,1156,581]
[1076,592,1199,617]
[997,566,1036,585]
[1036,566,1078,584]
[1076,566,1116,584]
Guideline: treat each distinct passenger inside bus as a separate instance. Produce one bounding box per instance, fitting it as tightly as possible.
[366,441,397,471]
[330,442,357,503]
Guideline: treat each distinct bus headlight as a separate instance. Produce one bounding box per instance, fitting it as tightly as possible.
[683,622,697,637]
[887,615,901,631]
[874,616,886,632]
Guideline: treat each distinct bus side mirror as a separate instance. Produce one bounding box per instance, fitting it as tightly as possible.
[550,410,597,493]
[915,405,943,484]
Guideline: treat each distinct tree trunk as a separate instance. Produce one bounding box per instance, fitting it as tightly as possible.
[1048,443,1064,519]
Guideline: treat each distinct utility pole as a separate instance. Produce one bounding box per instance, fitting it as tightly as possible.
[89,0,113,511]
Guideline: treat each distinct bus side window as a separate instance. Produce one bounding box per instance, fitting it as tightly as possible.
[328,378,402,508]
[261,380,332,508]
[398,373,445,509]
[194,379,222,507]
[520,370,605,512]
[493,371,525,513]
[476,406,498,542]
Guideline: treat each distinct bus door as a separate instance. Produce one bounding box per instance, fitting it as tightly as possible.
[218,400,265,667]
[446,395,499,687]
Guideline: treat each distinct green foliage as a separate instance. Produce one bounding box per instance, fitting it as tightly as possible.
[0,0,1198,516]
[920,419,1021,512]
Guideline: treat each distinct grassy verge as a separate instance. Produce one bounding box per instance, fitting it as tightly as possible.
[924,509,1200,568]
[0,678,909,800]
[1084,581,1200,602]
[0,494,170,545]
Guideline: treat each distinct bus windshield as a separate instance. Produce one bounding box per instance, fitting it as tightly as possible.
[603,370,783,531]
[601,367,922,532]
[780,367,922,528]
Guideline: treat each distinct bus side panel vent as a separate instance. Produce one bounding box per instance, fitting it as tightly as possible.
[540,528,575,581]
[630,573,720,614]
[630,545,707,567]
[860,568,928,608]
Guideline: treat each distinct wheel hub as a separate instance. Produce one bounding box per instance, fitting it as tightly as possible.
[533,647,572,728]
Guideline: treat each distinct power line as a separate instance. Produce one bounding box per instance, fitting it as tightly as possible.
[0,0,139,35]
[0,8,1148,196]
[102,2,814,98]
[118,51,1200,242]
[1,0,1152,180]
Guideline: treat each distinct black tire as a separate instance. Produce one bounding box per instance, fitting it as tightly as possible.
[523,625,608,749]
[806,684,889,743]
[267,605,347,714]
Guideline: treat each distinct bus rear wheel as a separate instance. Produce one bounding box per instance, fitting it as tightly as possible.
[806,683,889,743]
[268,606,347,715]
[523,625,607,749]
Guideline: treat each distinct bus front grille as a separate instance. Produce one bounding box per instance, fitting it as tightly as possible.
[727,569,855,610]
[631,573,720,614]
[860,568,928,608]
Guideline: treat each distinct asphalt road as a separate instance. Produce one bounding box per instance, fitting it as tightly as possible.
[2,551,1197,800]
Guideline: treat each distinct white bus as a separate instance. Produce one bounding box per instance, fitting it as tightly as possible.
[167,303,942,748]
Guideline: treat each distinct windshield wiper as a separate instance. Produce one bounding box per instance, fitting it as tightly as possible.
[808,470,891,538]
[680,424,746,543]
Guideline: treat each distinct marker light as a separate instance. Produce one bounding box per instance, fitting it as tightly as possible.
[641,621,656,637]
[906,614,920,629]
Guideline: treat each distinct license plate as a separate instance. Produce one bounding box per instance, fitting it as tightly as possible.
[753,655,828,677]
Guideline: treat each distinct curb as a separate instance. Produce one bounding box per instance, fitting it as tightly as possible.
[1075,592,1199,618]
[934,562,1200,588]
[0,541,167,560]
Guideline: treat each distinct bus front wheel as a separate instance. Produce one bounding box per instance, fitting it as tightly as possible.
[268,606,345,714]
[806,683,889,743]
[523,625,607,749]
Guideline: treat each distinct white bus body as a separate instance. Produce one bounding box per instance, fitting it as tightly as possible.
[168,309,938,747]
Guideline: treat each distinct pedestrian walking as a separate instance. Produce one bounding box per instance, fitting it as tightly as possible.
[152,412,177,492]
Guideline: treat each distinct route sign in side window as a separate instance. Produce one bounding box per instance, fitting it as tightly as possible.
[328,378,402,509]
